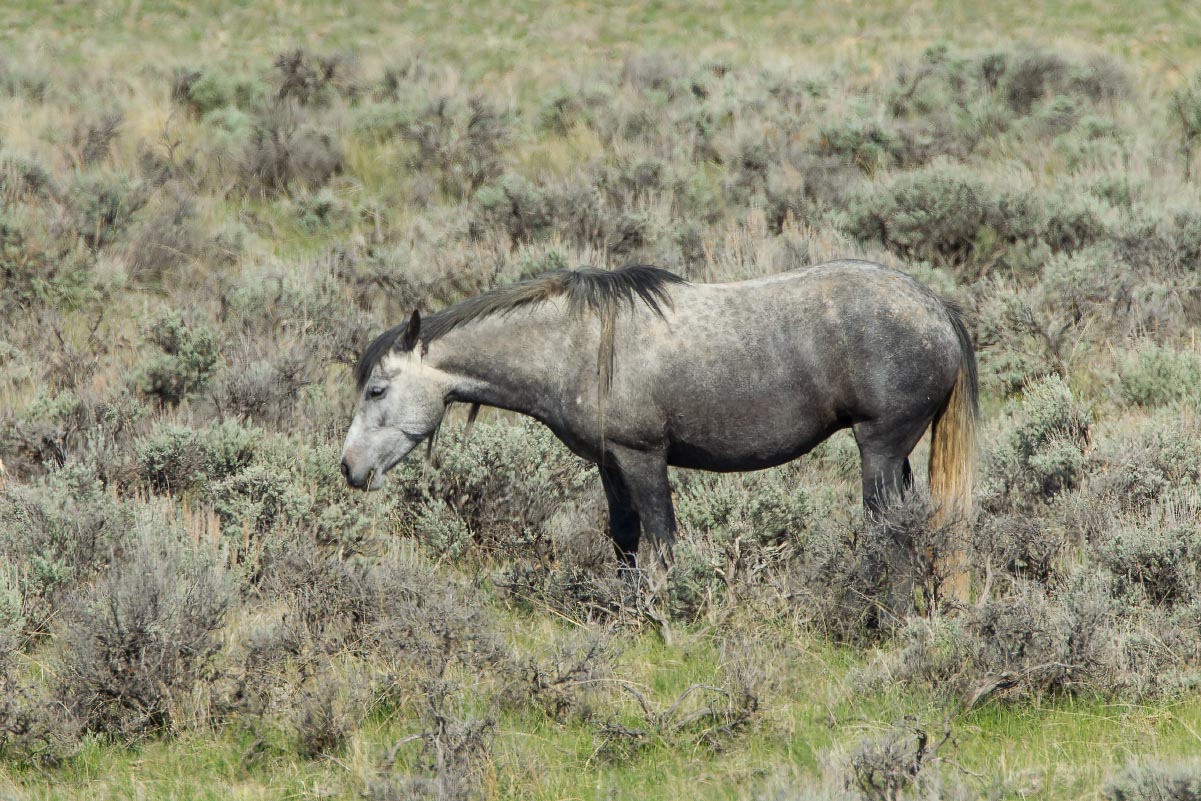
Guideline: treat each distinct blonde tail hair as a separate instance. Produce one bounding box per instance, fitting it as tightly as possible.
[928,305,979,606]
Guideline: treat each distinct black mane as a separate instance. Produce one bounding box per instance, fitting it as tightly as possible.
[355,265,686,389]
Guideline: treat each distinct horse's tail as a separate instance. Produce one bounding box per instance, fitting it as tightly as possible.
[928,301,978,604]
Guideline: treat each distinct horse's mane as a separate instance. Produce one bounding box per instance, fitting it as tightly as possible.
[356,265,687,390]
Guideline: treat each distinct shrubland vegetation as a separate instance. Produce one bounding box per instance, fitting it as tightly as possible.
[2,2,1201,798]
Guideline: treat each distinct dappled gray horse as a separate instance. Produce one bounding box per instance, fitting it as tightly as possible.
[340,261,978,601]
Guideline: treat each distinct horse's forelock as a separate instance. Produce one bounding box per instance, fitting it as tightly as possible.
[355,324,407,390]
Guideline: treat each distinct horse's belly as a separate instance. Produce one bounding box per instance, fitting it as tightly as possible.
[664,406,841,471]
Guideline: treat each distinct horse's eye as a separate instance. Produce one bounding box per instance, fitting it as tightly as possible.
[368,386,387,400]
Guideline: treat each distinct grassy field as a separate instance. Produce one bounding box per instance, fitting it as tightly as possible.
[2,1,1201,799]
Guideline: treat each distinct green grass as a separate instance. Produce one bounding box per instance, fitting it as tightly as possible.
[2,616,1197,799]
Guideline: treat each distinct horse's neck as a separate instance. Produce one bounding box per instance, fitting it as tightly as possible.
[427,307,585,421]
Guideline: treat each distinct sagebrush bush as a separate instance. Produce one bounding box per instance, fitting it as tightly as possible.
[0,151,58,203]
[980,375,1092,513]
[136,419,259,493]
[0,213,96,313]
[879,586,1073,703]
[973,513,1066,583]
[273,48,358,107]
[1105,759,1201,801]
[1118,341,1201,408]
[1086,417,1201,507]
[392,419,592,560]
[125,188,209,283]
[675,466,819,551]
[471,174,553,247]
[138,310,221,406]
[210,348,313,427]
[1097,518,1201,607]
[1003,50,1067,114]
[56,531,232,739]
[290,668,365,759]
[238,107,343,197]
[172,68,266,116]
[498,632,611,722]
[388,682,497,801]
[538,83,609,135]
[816,118,902,172]
[221,266,375,367]
[847,720,948,801]
[1042,192,1110,253]
[871,561,1201,703]
[362,555,505,676]
[844,162,1039,273]
[0,385,146,483]
[0,633,81,765]
[1170,70,1201,179]
[0,462,133,631]
[67,173,147,250]
[206,463,312,540]
[404,94,510,198]
[69,110,123,167]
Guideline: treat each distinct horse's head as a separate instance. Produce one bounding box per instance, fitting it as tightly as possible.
[341,311,447,490]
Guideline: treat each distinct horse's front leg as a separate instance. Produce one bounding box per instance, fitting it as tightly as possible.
[606,447,676,571]
[599,464,641,568]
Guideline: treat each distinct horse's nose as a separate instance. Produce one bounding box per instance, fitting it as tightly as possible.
[340,458,352,483]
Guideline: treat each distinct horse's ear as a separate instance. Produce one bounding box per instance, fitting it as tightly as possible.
[399,309,421,352]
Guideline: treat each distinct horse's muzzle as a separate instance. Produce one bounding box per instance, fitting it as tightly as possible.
[341,456,368,490]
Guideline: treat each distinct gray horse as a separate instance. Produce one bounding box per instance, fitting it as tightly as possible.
[340,260,978,601]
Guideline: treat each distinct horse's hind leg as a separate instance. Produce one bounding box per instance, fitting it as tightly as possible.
[855,434,924,621]
[858,449,910,519]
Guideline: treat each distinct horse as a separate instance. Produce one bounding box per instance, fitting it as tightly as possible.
[340,260,978,602]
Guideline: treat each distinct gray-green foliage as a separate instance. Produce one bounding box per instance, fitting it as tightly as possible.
[55,528,232,739]
[1170,70,1201,179]
[139,311,221,406]
[172,68,267,116]
[0,633,80,765]
[816,117,902,172]
[68,173,146,250]
[472,174,553,247]
[1097,519,1201,607]
[404,94,510,198]
[884,576,1088,700]
[238,109,344,198]
[0,462,133,631]
[981,375,1092,513]
[0,151,58,202]
[206,463,312,538]
[0,567,24,639]
[137,419,260,493]
[1089,418,1201,506]
[844,162,1040,272]
[0,213,95,311]
[292,188,349,232]
[393,418,593,558]
[1118,342,1201,409]
[1105,759,1201,801]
